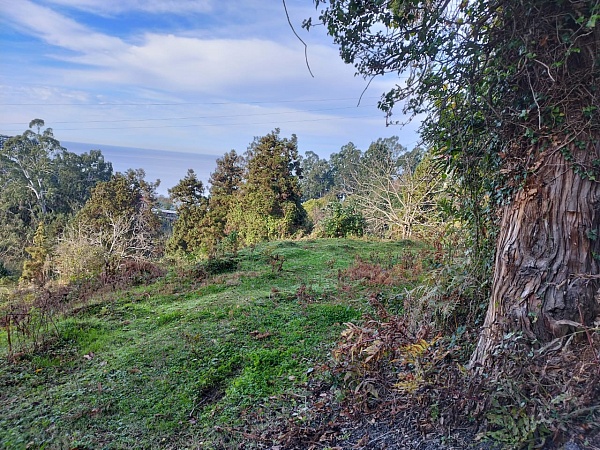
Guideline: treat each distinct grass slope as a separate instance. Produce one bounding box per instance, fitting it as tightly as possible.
[0,239,423,449]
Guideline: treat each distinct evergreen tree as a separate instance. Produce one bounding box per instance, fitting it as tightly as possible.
[299,151,334,201]
[167,169,209,255]
[1,119,63,218]
[52,149,113,213]
[0,120,113,273]
[329,142,362,198]
[229,130,308,245]
[19,222,50,285]
[207,150,244,251]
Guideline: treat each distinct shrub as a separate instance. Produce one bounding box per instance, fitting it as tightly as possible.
[20,223,51,286]
[101,259,165,287]
[321,200,366,238]
[53,234,105,284]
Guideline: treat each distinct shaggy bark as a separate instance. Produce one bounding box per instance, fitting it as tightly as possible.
[471,142,600,368]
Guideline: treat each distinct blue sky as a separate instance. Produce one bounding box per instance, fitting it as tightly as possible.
[0,0,420,164]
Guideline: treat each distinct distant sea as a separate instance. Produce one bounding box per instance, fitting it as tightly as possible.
[64,141,219,196]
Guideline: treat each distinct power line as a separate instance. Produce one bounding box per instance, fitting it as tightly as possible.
[46,114,382,131]
[1,115,382,133]
[0,96,382,107]
[0,105,378,126]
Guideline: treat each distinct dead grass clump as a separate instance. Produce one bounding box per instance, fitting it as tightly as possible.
[101,259,165,288]
[1,285,71,357]
[330,296,453,413]
[2,258,166,360]
[338,254,423,287]
[327,294,600,447]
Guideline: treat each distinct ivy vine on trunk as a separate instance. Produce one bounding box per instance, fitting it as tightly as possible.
[307,0,600,370]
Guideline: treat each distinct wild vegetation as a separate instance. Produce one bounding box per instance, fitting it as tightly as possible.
[2,0,600,446]
[1,239,427,449]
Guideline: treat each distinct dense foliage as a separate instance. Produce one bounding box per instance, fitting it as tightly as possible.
[74,169,162,272]
[167,169,209,255]
[230,129,308,245]
[168,130,310,255]
[308,0,600,359]
[0,120,113,273]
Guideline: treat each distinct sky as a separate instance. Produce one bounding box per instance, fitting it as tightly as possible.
[0,0,421,191]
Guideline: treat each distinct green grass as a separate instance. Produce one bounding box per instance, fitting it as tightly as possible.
[0,238,423,449]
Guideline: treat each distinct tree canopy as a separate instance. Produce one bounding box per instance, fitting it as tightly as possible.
[228,129,308,245]
[76,169,161,269]
[0,120,113,273]
[308,0,600,368]
[167,169,209,255]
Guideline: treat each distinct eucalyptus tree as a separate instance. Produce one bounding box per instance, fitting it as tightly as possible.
[0,120,112,273]
[300,150,334,201]
[52,149,113,213]
[1,119,63,217]
[329,141,362,197]
[307,0,600,369]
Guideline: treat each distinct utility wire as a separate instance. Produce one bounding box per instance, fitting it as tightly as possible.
[0,96,381,107]
[9,114,381,132]
[0,105,377,126]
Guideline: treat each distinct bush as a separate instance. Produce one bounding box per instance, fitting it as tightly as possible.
[53,236,105,284]
[302,197,329,231]
[202,255,239,275]
[101,259,165,287]
[321,200,366,238]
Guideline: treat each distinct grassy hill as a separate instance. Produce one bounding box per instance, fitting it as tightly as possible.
[0,238,425,449]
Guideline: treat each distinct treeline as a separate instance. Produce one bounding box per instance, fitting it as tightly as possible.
[167,132,443,259]
[1,120,162,284]
[0,120,442,284]
[167,130,307,257]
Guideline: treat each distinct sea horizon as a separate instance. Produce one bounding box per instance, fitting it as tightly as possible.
[64,141,219,196]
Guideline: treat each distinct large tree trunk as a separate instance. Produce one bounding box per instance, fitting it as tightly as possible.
[470,141,600,369]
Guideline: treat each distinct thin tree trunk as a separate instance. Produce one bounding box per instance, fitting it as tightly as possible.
[470,142,600,369]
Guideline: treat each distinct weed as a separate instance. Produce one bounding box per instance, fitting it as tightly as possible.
[262,248,286,273]
[295,283,315,304]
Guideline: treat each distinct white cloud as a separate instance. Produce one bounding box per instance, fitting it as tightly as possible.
[1,1,355,97]
[42,0,214,15]
[0,0,420,160]
[0,0,124,53]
